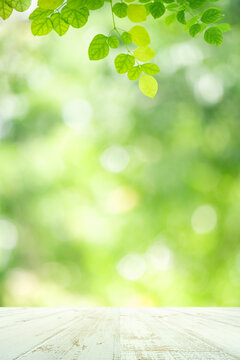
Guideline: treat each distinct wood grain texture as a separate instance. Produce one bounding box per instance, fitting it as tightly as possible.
[0,308,239,359]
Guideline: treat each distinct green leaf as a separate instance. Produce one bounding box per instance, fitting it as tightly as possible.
[87,0,104,10]
[189,0,206,9]
[201,7,223,24]
[133,46,155,62]
[0,0,13,19]
[204,26,223,46]
[128,66,142,80]
[165,13,176,26]
[114,54,135,74]
[149,2,165,19]
[108,35,120,49]
[177,10,186,25]
[141,63,160,75]
[121,32,132,45]
[51,13,69,36]
[7,0,31,12]
[189,23,201,37]
[29,7,53,20]
[31,17,53,36]
[37,0,64,10]
[127,4,147,23]
[216,23,231,32]
[129,25,150,47]
[112,2,128,18]
[61,6,89,28]
[67,0,87,10]
[88,34,109,60]
[139,75,158,98]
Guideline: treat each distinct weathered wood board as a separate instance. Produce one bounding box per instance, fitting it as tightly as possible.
[0,308,239,359]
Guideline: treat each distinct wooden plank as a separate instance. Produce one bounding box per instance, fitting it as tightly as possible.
[0,308,239,359]
[0,308,120,360]
[120,308,236,360]
[150,308,240,359]
[0,308,84,360]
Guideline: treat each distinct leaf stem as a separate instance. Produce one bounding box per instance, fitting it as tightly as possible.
[110,0,117,31]
[110,0,133,55]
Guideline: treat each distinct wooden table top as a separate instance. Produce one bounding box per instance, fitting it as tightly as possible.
[0,307,239,359]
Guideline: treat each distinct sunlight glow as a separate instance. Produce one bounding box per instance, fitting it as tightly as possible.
[194,74,224,105]
[0,219,18,250]
[100,146,129,173]
[117,254,146,281]
[158,42,203,74]
[62,98,92,132]
[146,243,172,271]
[191,205,217,234]
[106,187,139,214]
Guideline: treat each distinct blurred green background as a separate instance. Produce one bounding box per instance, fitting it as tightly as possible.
[0,0,239,307]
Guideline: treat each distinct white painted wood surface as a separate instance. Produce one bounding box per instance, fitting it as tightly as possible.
[0,308,239,359]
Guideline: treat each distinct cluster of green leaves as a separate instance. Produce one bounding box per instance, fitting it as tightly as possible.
[0,0,230,98]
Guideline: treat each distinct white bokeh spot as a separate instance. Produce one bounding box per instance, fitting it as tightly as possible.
[117,253,146,281]
[100,146,129,173]
[62,98,92,132]
[191,205,217,234]
[194,73,224,105]
[0,219,18,250]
